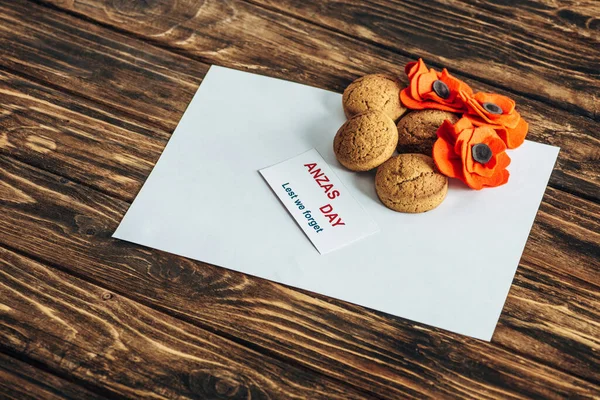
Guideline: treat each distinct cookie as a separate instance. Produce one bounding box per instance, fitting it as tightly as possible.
[397,109,460,155]
[375,154,448,213]
[343,74,407,121]
[333,111,398,171]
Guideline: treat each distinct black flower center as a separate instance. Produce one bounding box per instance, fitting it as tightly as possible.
[432,80,450,99]
[482,102,503,114]
[472,143,493,164]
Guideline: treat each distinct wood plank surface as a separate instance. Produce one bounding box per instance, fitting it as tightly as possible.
[1,64,599,378]
[38,0,600,120]
[0,67,597,205]
[246,0,600,120]
[1,0,598,202]
[0,0,598,393]
[1,0,598,398]
[0,352,109,400]
[0,245,378,400]
[0,71,168,201]
[0,1,205,134]
[0,156,598,398]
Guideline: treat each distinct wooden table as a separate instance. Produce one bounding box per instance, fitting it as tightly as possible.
[0,0,598,398]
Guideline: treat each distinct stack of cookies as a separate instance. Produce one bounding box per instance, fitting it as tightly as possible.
[334,74,451,213]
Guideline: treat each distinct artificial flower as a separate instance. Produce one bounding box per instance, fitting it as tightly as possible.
[460,91,528,149]
[400,58,473,113]
[433,117,511,190]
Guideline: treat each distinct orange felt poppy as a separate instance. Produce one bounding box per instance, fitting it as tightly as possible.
[400,59,473,113]
[460,91,528,149]
[433,117,511,190]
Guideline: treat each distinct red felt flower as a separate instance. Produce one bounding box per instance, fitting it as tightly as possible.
[432,117,511,190]
[460,91,528,149]
[400,58,473,113]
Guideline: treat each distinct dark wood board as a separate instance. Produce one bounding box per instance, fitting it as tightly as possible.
[0,0,599,398]
[1,0,598,202]
[0,245,379,400]
[0,352,109,400]
[38,0,600,120]
[1,60,599,384]
[0,0,600,202]
[246,0,600,120]
[0,155,598,398]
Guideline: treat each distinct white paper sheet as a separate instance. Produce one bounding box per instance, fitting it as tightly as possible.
[114,66,559,341]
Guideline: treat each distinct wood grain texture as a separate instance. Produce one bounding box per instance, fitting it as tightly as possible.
[1,66,597,288]
[0,71,167,201]
[1,0,599,202]
[1,0,598,398]
[245,0,600,120]
[0,0,205,133]
[0,352,109,400]
[1,65,599,312]
[0,66,589,204]
[37,0,600,120]
[0,156,598,399]
[0,0,598,390]
[0,245,378,400]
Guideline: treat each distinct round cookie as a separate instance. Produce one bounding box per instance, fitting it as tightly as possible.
[343,74,407,121]
[375,154,448,213]
[333,111,398,171]
[396,109,460,155]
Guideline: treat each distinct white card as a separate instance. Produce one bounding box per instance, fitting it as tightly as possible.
[260,149,379,254]
[113,66,559,341]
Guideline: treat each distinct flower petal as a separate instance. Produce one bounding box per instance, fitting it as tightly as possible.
[483,131,508,155]
[406,58,427,78]
[436,119,459,144]
[416,69,439,97]
[480,169,510,188]
[455,127,474,156]
[495,151,512,170]
[405,61,417,77]
[433,138,463,179]
[459,129,475,172]
[491,110,520,129]
[400,89,426,109]
[401,60,471,112]
[463,169,484,190]
[454,117,475,132]
[473,93,516,114]
[421,102,465,113]
[439,69,458,90]
[505,117,529,149]
[464,135,481,175]
[410,78,422,101]
[492,126,509,145]
[468,97,497,124]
